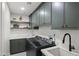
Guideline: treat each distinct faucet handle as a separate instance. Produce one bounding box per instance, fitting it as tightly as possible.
[71,45,75,50]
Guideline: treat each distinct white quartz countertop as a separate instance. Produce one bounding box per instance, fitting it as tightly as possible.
[41,45,79,56]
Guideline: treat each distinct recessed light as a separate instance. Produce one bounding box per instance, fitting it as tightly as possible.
[21,7,25,11]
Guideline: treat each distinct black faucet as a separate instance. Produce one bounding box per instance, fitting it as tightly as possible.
[62,33,75,51]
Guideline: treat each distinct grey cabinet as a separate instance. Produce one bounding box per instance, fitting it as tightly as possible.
[44,3,51,25]
[51,2,64,29]
[31,10,40,27]
[31,2,51,28]
[51,2,79,29]
[32,12,36,27]
[35,9,40,26]
[31,2,79,29]
[39,3,45,25]
[39,2,51,26]
[10,39,26,54]
[65,2,79,28]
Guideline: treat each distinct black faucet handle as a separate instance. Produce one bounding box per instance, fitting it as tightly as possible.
[71,45,75,50]
[62,39,64,43]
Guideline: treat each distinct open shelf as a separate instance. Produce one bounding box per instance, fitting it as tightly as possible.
[11,20,30,24]
[11,27,31,29]
[10,20,31,29]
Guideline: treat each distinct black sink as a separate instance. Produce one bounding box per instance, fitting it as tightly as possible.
[26,36,56,56]
[32,41,41,47]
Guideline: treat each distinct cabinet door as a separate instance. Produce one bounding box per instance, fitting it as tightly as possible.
[35,9,40,26]
[39,4,45,26]
[29,15,32,28]
[52,2,64,29]
[32,12,37,27]
[44,3,51,25]
[65,2,79,28]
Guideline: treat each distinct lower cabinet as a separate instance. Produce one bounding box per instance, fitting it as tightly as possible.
[10,38,27,55]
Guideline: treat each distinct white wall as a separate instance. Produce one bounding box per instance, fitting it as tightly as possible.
[1,4,32,55]
[10,29,32,39]
[0,2,2,55]
[2,2,10,56]
[10,14,32,39]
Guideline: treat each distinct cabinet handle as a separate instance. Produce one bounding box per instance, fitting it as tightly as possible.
[62,25,68,28]
[62,25,64,28]
[65,25,68,27]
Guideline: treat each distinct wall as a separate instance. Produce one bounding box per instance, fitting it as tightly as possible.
[10,14,32,39]
[0,2,2,55]
[10,29,32,39]
[32,26,79,51]
[2,2,10,56]
[1,6,32,55]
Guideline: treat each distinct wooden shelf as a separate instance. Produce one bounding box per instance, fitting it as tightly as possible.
[11,20,30,24]
[11,27,31,29]
[10,20,31,29]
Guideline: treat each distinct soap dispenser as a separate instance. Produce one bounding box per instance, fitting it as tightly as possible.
[52,34,56,46]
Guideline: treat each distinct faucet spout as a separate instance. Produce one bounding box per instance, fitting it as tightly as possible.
[62,33,73,51]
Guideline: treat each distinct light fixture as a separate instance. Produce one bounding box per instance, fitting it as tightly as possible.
[54,2,61,7]
[20,7,25,11]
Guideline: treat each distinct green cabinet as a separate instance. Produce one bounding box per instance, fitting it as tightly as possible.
[39,2,51,26]
[44,3,51,25]
[31,12,36,27]
[31,9,40,27]
[51,2,64,29]
[65,2,79,28]
[30,2,79,29]
[31,2,51,28]
[39,3,45,25]
[35,9,40,26]
[51,2,79,29]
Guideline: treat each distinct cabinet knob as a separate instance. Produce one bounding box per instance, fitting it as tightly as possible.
[63,24,68,28]
[65,25,68,27]
[62,25,64,28]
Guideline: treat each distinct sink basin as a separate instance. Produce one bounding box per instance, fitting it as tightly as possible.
[41,46,79,56]
[32,41,41,47]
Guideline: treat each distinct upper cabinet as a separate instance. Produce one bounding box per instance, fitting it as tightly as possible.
[31,11,37,27]
[52,2,64,29]
[65,2,79,28]
[44,3,51,25]
[31,8,40,28]
[30,2,79,29]
[31,2,51,28]
[32,12,35,27]
[39,2,51,26]
[52,2,79,29]
[39,3,45,26]
[34,9,40,26]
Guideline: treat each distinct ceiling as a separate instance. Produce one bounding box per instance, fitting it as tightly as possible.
[7,2,41,16]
